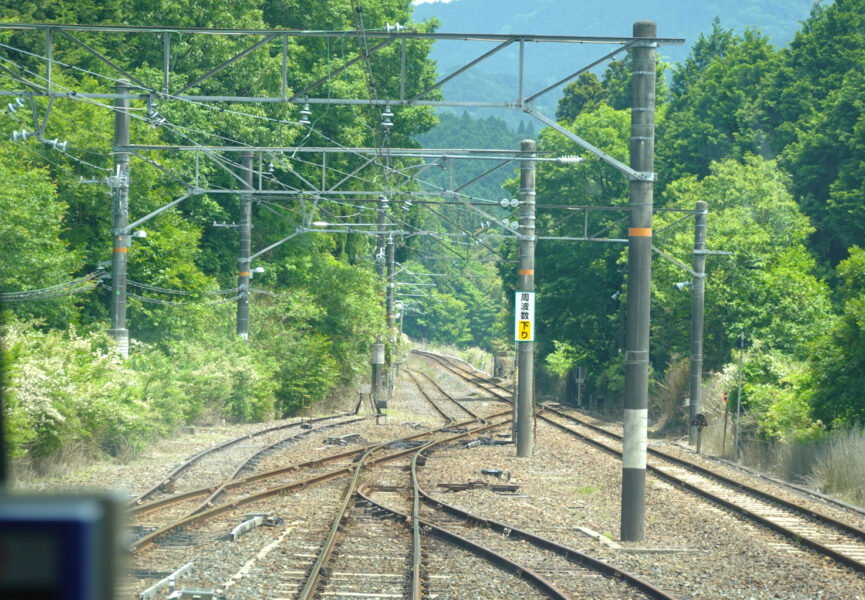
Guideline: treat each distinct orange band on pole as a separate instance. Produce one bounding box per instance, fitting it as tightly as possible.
[628,227,652,237]
[518,269,534,276]
[238,271,250,277]
[113,247,127,253]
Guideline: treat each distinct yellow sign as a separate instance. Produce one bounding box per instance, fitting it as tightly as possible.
[518,320,532,340]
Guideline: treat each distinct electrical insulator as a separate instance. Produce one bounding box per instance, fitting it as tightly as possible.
[299,103,312,126]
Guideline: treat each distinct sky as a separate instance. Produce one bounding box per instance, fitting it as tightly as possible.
[411,0,457,4]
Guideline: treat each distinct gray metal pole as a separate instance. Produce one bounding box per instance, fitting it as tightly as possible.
[386,235,396,401]
[734,332,745,461]
[386,235,395,330]
[688,201,708,445]
[371,337,385,423]
[517,139,536,458]
[236,151,253,338]
[109,80,131,358]
[376,196,387,279]
[621,21,656,542]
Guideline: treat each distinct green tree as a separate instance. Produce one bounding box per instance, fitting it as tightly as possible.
[653,156,832,439]
[556,73,605,121]
[655,155,830,370]
[498,104,631,386]
[759,0,865,265]
[658,27,781,186]
[0,145,81,326]
[809,246,865,426]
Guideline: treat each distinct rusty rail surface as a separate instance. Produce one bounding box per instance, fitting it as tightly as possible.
[294,415,512,599]
[130,413,356,505]
[130,411,512,554]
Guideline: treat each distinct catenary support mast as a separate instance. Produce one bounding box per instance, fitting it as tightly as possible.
[237,151,253,338]
[688,201,708,444]
[621,21,656,542]
[517,139,536,458]
[109,80,131,357]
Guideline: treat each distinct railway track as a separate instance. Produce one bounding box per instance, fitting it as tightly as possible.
[128,373,520,598]
[129,418,368,532]
[358,405,677,599]
[128,361,684,599]
[412,349,512,404]
[404,366,481,422]
[540,407,865,575]
[419,349,865,577]
[131,413,362,506]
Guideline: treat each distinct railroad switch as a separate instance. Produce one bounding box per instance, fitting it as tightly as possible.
[438,481,520,493]
[166,589,218,600]
[481,468,511,480]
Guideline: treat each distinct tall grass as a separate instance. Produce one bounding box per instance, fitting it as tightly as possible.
[649,356,689,434]
[807,424,865,506]
[705,418,865,509]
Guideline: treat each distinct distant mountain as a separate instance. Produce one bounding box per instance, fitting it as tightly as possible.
[411,0,816,122]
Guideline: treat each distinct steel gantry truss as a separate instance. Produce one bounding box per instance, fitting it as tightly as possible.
[0,21,688,543]
[0,22,681,177]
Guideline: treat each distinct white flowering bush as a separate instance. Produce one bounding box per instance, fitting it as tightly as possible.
[2,320,144,457]
[1,318,279,461]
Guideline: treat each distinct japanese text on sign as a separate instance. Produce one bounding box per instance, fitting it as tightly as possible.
[514,291,535,342]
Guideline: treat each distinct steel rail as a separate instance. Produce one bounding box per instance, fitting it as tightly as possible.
[358,485,571,600]
[406,366,481,421]
[404,368,454,424]
[358,408,670,600]
[411,466,675,599]
[129,412,511,554]
[412,350,512,403]
[296,445,376,600]
[418,351,865,574]
[295,414,511,599]
[190,416,365,514]
[130,413,353,506]
[539,408,865,575]
[129,442,375,516]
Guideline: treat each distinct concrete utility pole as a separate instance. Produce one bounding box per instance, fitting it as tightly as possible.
[109,80,131,358]
[517,139,536,458]
[621,21,656,542]
[236,151,253,339]
[688,201,708,445]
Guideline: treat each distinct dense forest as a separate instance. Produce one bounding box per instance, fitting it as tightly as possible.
[2,0,865,468]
